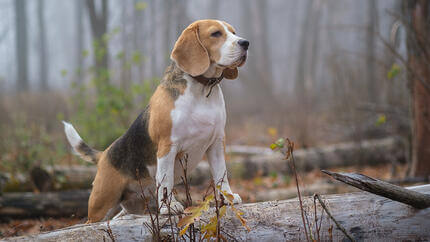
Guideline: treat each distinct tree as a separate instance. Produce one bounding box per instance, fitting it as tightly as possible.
[366,0,379,103]
[403,0,430,177]
[75,0,84,84]
[37,0,48,90]
[86,0,109,83]
[15,0,28,92]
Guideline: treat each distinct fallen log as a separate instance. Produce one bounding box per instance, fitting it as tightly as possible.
[6,184,430,241]
[1,137,406,192]
[0,190,90,218]
[322,170,430,209]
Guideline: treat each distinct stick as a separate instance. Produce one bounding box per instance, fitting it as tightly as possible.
[322,170,430,209]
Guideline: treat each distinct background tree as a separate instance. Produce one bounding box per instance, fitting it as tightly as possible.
[15,0,28,92]
[37,0,48,90]
[403,0,430,177]
[75,0,84,84]
[86,0,109,83]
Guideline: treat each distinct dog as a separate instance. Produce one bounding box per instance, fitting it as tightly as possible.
[63,19,249,223]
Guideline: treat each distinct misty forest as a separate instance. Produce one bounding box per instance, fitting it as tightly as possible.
[1,0,430,241]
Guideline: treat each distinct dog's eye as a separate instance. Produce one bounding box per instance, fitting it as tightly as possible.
[232,31,236,35]
[211,31,222,37]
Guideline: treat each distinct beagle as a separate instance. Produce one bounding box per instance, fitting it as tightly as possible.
[63,19,249,223]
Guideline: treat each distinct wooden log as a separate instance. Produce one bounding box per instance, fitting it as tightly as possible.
[322,170,430,209]
[6,185,430,241]
[0,190,90,218]
[0,137,406,192]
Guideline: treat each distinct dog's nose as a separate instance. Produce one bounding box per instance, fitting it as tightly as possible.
[238,39,249,50]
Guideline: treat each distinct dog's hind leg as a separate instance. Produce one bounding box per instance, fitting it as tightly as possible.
[86,160,127,223]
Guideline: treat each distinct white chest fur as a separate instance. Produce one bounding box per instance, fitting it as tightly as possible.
[170,75,226,177]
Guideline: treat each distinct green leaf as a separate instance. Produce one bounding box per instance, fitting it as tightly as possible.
[387,63,401,80]
[376,114,386,126]
[61,69,68,77]
[135,2,147,11]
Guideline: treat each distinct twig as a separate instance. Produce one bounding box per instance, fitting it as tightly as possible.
[284,139,310,242]
[314,194,355,242]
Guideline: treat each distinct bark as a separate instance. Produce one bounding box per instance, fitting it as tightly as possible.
[404,0,430,177]
[322,170,430,208]
[6,185,430,241]
[0,190,89,218]
[37,0,48,90]
[14,0,28,92]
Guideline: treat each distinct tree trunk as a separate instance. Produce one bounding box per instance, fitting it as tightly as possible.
[6,185,430,241]
[404,0,430,177]
[86,0,109,83]
[37,0,48,90]
[75,0,84,84]
[366,0,378,103]
[15,0,28,92]
[149,0,157,78]
[163,0,173,69]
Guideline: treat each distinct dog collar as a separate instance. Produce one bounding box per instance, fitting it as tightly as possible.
[192,74,224,97]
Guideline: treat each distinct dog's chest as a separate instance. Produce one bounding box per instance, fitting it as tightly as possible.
[170,79,226,152]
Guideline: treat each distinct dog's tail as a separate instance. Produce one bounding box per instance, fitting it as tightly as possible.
[62,121,101,164]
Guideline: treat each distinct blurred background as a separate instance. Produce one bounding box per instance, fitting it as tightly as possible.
[1,0,429,237]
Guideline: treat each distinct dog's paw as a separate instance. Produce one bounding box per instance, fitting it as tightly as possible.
[232,193,242,204]
[160,200,184,215]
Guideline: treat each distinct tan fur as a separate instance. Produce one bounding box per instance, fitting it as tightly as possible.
[148,87,175,158]
[87,152,128,223]
[171,20,233,77]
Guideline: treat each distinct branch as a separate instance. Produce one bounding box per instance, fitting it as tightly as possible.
[322,170,430,209]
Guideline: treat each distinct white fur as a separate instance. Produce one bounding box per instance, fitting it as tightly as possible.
[217,21,245,67]
[62,121,83,155]
[156,74,241,214]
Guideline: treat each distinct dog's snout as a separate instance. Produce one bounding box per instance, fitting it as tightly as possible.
[238,39,249,50]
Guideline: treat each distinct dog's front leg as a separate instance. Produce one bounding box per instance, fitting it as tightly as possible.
[156,144,184,214]
[207,138,242,204]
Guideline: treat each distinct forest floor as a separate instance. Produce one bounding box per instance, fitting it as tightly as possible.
[0,162,411,238]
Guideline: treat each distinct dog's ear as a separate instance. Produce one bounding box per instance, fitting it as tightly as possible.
[223,68,238,80]
[171,23,210,76]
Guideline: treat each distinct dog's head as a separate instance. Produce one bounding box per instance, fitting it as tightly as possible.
[171,19,249,79]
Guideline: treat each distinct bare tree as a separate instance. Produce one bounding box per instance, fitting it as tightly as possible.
[403,0,430,177]
[75,0,84,84]
[86,0,109,82]
[133,0,145,81]
[163,0,173,69]
[37,0,48,90]
[15,0,28,91]
[293,0,323,147]
[366,0,379,103]
[149,0,157,78]
[240,0,275,112]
